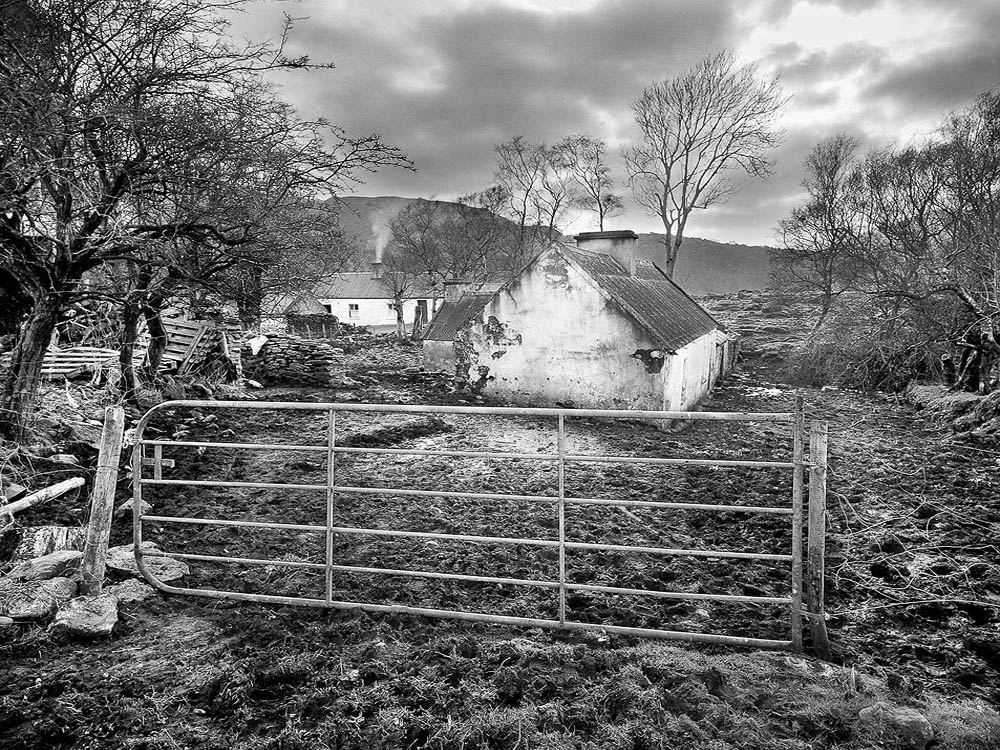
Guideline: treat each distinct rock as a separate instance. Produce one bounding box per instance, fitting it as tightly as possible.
[10,526,86,562]
[6,550,83,581]
[0,577,77,619]
[106,542,189,583]
[107,579,157,604]
[49,594,118,637]
[858,701,934,749]
[114,498,152,520]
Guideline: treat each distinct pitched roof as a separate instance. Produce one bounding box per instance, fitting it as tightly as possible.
[561,246,722,351]
[421,244,722,351]
[312,273,439,300]
[423,293,493,341]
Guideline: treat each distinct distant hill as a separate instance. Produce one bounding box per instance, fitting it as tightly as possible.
[635,234,774,294]
[333,196,774,293]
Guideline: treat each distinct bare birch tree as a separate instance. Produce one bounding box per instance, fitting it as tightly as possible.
[559,135,623,231]
[624,51,785,277]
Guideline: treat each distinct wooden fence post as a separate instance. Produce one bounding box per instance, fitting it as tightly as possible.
[79,406,126,596]
[806,419,831,660]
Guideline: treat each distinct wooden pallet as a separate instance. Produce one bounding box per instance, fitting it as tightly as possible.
[0,346,119,381]
[0,316,226,381]
[162,317,220,375]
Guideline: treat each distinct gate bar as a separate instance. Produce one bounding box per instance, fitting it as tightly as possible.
[566,583,791,605]
[140,513,790,561]
[129,577,794,650]
[137,399,794,422]
[141,479,796,515]
[153,549,793,605]
[138,439,799,469]
[563,455,795,469]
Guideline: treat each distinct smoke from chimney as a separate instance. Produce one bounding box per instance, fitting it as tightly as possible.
[371,215,391,262]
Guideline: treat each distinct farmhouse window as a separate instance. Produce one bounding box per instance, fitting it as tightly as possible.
[348,304,359,318]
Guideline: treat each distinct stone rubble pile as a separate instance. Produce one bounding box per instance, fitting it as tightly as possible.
[242,332,345,387]
[0,524,171,638]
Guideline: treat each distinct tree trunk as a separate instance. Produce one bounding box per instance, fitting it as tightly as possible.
[410,303,425,340]
[395,297,406,341]
[118,300,141,404]
[0,294,62,440]
[657,223,677,278]
[141,305,168,382]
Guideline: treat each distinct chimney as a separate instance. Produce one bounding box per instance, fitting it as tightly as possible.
[370,261,383,280]
[444,279,472,302]
[574,230,639,276]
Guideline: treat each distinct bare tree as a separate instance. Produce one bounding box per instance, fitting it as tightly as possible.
[379,244,431,340]
[774,91,1000,391]
[774,133,870,331]
[493,136,572,246]
[559,135,623,231]
[0,0,409,436]
[387,197,525,286]
[624,50,786,277]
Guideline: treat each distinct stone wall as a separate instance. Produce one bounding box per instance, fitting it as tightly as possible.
[241,332,344,387]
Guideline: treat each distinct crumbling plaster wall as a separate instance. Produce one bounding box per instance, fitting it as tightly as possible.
[461,250,672,410]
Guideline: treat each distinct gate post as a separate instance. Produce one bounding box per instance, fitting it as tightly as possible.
[806,420,831,660]
[790,395,805,652]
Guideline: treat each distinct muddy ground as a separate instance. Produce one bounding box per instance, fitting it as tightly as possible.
[2,300,1000,749]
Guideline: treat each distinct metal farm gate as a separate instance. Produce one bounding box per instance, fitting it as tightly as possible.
[131,398,830,653]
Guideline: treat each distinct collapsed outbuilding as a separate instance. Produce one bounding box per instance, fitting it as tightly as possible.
[423,230,737,413]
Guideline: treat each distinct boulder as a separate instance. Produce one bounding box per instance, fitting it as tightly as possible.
[858,701,934,749]
[106,542,189,583]
[10,526,86,562]
[114,498,152,520]
[5,550,82,581]
[49,594,118,637]
[0,577,77,619]
[107,579,157,604]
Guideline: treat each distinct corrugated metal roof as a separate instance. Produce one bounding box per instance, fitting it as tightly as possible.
[312,273,438,300]
[563,248,722,351]
[420,246,721,351]
[423,294,492,341]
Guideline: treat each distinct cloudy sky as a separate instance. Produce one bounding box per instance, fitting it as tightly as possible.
[229,0,1000,246]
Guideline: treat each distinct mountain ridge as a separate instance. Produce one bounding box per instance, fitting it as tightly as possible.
[334,195,775,294]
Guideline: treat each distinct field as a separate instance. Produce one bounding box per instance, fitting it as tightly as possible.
[2,301,1000,749]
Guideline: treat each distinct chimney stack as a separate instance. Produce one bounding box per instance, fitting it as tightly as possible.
[370,261,383,280]
[573,230,639,276]
[443,279,473,302]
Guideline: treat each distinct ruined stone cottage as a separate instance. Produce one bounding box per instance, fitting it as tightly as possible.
[422,230,737,412]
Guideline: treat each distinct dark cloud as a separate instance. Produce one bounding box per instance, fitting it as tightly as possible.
[225,0,1000,244]
[243,0,749,203]
[773,42,886,85]
[862,41,1000,115]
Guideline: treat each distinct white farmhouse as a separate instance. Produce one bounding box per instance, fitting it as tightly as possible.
[423,230,737,413]
[302,265,441,330]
